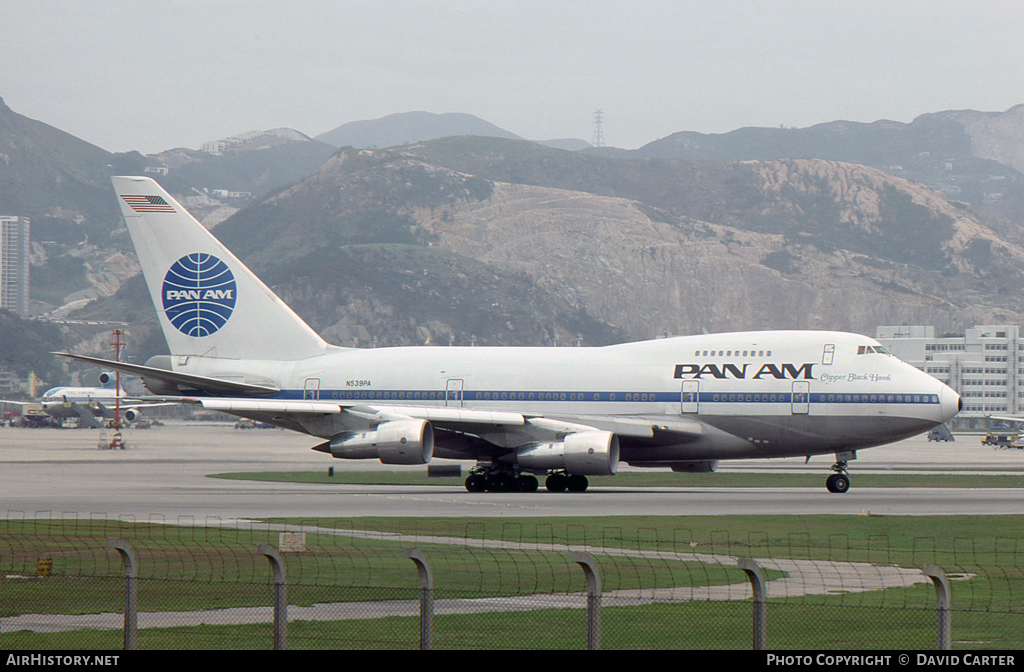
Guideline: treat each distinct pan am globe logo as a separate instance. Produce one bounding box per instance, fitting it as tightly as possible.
[162,253,237,337]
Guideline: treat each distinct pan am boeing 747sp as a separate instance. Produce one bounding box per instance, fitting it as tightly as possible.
[61,176,961,493]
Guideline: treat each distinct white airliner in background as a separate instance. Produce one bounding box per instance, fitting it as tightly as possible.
[3,373,164,428]
[62,176,961,493]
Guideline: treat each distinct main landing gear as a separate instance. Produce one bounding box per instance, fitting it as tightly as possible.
[464,467,588,493]
[825,459,851,494]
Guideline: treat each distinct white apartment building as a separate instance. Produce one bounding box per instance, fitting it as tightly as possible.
[0,216,30,317]
[876,325,1020,425]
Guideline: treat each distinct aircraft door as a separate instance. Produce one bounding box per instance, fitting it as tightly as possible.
[303,378,321,400]
[822,344,835,365]
[791,381,809,414]
[681,380,699,414]
[446,379,464,407]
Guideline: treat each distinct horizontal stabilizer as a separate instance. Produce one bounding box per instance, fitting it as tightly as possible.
[54,353,280,396]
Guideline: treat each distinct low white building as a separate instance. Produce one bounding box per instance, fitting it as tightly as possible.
[876,325,1019,425]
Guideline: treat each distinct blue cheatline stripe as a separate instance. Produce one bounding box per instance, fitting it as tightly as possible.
[240,388,941,405]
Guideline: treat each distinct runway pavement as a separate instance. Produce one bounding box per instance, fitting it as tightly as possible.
[2,422,1023,519]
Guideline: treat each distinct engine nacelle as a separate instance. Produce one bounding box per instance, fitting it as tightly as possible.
[123,408,140,423]
[327,419,434,465]
[515,431,619,476]
[670,460,719,473]
[99,372,115,386]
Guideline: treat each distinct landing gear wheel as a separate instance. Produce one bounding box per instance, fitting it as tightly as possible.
[566,475,590,492]
[465,474,486,492]
[826,473,850,493]
[515,475,539,493]
[545,473,568,492]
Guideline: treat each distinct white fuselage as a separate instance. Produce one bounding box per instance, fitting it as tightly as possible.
[39,386,125,418]
[172,330,959,461]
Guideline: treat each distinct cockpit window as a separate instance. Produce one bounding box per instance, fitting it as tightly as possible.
[857,345,892,355]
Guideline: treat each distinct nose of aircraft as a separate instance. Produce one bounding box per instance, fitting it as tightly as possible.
[939,383,962,423]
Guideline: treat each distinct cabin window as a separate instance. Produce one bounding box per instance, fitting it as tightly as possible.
[560,393,567,400]
[609,393,616,401]
[694,350,700,356]
[771,395,777,402]
[729,394,736,402]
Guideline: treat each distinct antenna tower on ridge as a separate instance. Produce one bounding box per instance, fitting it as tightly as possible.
[592,108,605,148]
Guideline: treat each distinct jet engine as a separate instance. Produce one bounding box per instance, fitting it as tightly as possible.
[99,372,116,386]
[325,419,434,465]
[514,431,619,476]
[123,408,140,423]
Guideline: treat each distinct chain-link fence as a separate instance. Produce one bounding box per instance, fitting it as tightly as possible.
[2,513,1023,650]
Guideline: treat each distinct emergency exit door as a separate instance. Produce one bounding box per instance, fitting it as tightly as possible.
[446,379,464,407]
[791,381,809,414]
[681,381,699,414]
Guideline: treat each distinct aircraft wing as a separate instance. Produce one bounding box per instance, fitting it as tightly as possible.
[168,396,706,447]
[57,355,706,446]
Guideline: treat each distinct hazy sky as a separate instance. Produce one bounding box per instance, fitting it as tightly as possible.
[3,1,1023,155]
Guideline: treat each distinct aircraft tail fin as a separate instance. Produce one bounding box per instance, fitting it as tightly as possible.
[112,176,330,361]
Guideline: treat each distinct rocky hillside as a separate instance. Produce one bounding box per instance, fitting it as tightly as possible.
[628,109,1024,228]
[8,97,1024,370]
[174,139,1024,350]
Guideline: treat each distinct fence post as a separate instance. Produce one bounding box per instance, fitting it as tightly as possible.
[922,564,952,650]
[107,538,138,651]
[257,544,287,650]
[571,552,601,650]
[738,558,767,650]
[404,548,434,650]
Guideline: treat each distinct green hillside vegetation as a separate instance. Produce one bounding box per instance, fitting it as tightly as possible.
[0,310,65,389]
